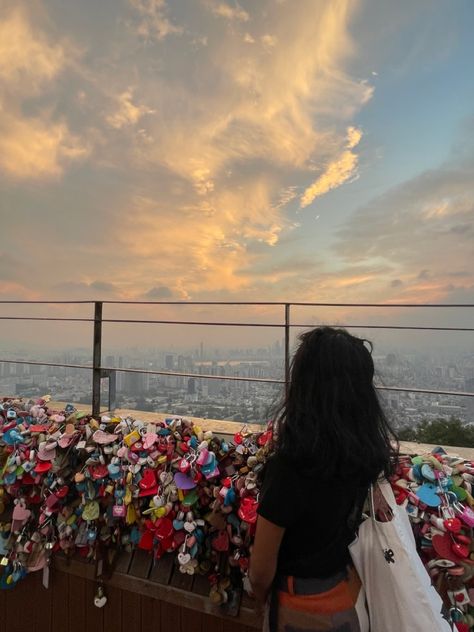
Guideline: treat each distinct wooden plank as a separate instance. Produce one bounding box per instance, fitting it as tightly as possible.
[201,613,224,632]
[121,590,141,632]
[53,555,262,629]
[114,550,134,575]
[51,569,70,632]
[35,572,53,632]
[148,554,174,585]
[160,602,180,632]
[128,549,152,579]
[169,565,195,592]
[224,621,252,632]
[85,579,105,631]
[103,584,122,632]
[191,573,210,596]
[180,606,202,632]
[140,595,161,632]
[68,574,86,632]
[0,576,5,632]
[5,572,37,632]
[241,593,255,610]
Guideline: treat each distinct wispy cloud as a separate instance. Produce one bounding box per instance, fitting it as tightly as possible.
[0,4,88,180]
[106,89,155,129]
[128,0,182,40]
[300,127,362,207]
[204,1,250,22]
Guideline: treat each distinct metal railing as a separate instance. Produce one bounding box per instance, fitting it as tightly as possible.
[0,300,473,418]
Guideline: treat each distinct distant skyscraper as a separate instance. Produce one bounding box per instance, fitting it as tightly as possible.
[106,355,115,367]
[165,354,174,370]
[123,370,149,394]
[466,378,474,424]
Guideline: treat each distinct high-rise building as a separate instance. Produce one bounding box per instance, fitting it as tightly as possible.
[123,370,149,394]
[165,355,174,370]
[466,378,474,424]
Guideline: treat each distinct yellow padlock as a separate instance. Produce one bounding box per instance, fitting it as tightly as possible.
[124,430,140,447]
[153,506,166,518]
[126,504,136,525]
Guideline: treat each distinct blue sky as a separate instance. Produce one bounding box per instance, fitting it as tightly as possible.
[0,0,473,333]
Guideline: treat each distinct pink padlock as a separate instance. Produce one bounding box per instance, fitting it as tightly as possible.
[113,504,127,518]
[454,502,474,527]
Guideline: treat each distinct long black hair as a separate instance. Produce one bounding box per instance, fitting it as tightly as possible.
[273,327,398,482]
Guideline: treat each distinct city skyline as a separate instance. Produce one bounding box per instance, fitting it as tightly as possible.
[1,342,473,427]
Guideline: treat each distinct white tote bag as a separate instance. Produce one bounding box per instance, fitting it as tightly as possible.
[349,478,452,632]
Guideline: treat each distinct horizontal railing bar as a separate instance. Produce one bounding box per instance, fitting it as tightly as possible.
[376,385,474,398]
[2,359,474,397]
[102,301,474,307]
[0,300,96,304]
[292,324,474,332]
[1,300,473,307]
[0,360,283,384]
[1,317,472,332]
[102,319,283,327]
[0,317,94,322]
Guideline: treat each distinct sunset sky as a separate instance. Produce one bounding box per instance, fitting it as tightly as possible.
[1,0,474,349]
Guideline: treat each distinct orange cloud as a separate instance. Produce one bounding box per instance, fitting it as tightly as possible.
[300,127,362,207]
[0,107,88,180]
[106,89,155,129]
[204,1,250,22]
[0,6,66,91]
[0,3,87,180]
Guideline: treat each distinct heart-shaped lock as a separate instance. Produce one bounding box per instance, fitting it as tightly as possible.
[184,521,196,533]
[179,458,190,473]
[451,542,469,558]
[12,503,31,522]
[212,529,229,552]
[94,593,107,608]
[159,471,173,486]
[82,500,100,521]
[143,432,158,450]
[415,483,441,508]
[238,497,259,524]
[91,464,108,480]
[178,552,191,565]
[155,517,173,541]
[139,468,157,490]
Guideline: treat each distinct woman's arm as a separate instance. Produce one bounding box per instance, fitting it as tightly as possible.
[249,515,285,606]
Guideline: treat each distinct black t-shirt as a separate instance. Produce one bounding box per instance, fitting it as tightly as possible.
[257,453,368,579]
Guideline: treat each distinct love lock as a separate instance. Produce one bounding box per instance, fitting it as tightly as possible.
[94,584,107,608]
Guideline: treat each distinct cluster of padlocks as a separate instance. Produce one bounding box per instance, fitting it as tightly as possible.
[391,452,474,629]
[0,396,473,626]
[0,397,269,606]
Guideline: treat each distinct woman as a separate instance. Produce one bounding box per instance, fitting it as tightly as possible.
[249,327,398,631]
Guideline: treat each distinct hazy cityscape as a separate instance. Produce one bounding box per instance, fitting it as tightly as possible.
[1,341,473,429]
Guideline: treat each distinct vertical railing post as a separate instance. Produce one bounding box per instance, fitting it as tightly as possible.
[108,370,117,412]
[92,301,103,418]
[284,303,290,399]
